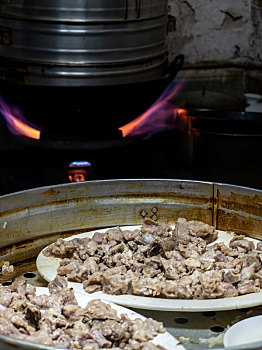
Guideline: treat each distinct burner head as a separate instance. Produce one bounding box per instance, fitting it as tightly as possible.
[68,161,92,182]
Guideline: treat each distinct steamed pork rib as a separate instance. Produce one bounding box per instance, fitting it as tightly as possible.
[0,277,166,349]
[43,218,262,299]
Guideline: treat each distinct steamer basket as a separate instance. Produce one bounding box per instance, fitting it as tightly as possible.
[0,0,168,86]
[0,179,262,350]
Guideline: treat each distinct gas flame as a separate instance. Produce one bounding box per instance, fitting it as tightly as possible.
[119,81,186,139]
[0,95,41,140]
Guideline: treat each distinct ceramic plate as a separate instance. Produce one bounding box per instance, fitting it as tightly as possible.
[37,225,262,312]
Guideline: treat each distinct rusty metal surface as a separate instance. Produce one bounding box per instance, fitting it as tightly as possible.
[0,179,262,263]
[0,179,214,263]
[215,183,262,239]
[0,179,262,350]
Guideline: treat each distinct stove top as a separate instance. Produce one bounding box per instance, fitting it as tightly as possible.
[0,84,261,196]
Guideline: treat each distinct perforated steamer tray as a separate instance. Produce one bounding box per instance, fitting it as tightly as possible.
[36,225,262,349]
[2,179,262,350]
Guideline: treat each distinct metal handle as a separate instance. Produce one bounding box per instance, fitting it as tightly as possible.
[68,161,92,182]
[167,14,176,32]
[0,28,11,45]
[168,54,184,80]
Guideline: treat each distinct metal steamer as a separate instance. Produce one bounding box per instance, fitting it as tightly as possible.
[1,179,262,350]
[0,0,169,86]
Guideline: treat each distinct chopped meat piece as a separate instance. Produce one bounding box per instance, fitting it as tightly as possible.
[48,275,68,294]
[89,327,112,347]
[44,238,82,258]
[185,220,217,241]
[223,270,241,284]
[83,272,103,293]
[131,318,165,342]
[257,242,262,251]
[123,229,141,241]
[253,273,262,287]
[173,218,192,245]
[200,271,224,299]
[109,242,127,255]
[42,309,68,331]
[165,250,184,261]
[141,264,160,278]
[0,317,22,336]
[93,319,125,341]
[243,252,261,270]
[147,242,164,257]
[183,258,201,270]
[132,277,162,297]
[53,331,72,348]
[2,261,14,275]
[238,280,260,295]
[85,240,98,256]
[159,237,176,252]
[142,218,171,237]
[26,330,53,347]
[161,281,179,298]
[161,258,186,280]
[230,236,255,252]
[92,231,105,244]
[173,218,217,245]
[83,257,98,274]
[241,263,257,281]
[220,283,239,298]
[25,302,41,328]
[102,266,133,295]
[200,248,216,263]
[57,260,81,277]
[0,288,14,307]
[83,299,118,320]
[62,304,81,321]
[10,279,27,295]
[74,336,99,350]
[178,242,201,259]
[84,284,102,294]
[106,227,124,243]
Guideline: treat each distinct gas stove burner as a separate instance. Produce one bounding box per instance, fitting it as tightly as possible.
[14,132,138,151]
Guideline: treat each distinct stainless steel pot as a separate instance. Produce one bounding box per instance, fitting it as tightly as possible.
[0,0,168,86]
[0,179,262,350]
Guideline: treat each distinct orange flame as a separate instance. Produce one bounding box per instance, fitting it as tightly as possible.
[0,96,40,140]
[119,81,185,139]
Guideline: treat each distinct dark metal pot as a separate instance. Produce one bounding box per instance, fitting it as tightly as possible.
[181,111,262,189]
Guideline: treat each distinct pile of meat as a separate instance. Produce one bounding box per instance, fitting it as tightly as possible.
[0,276,166,350]
[44,218,262,299]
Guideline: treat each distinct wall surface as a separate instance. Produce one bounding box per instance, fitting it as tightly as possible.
[168,0,262,95]
[168,0,261,65]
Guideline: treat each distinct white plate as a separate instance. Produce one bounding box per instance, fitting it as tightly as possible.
[36,225,262,312]
[34,286,183,350]
[223,315,262,347]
